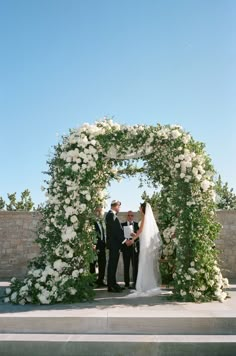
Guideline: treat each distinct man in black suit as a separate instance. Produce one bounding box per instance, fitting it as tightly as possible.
[122,211,139,289]
[90,207,106,287]
[106,200,125,292]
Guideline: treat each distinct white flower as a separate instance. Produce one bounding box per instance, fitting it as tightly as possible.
[53,259,69,271]
[19,299,26,305]
[188,267,197,275]
[182,135,190,144]
[214,289,222,297]
[65,198,70,205]
[4,297,10,303]
[11,292,18,302]
[38,293,51,304]
[222,278,229,288]
[86,193,91,201]
[219,292,227,302]
[180,161,187,173]
[201,179,211,192]
[70,215,78,224]
[192,291,201,298]
[172,130,181,139]
[72,270,79,278]
[192,167,198,176]
[72,164,79,172]
[6,288,11,295]
[180,173,185,178]
[68,287,77,295]
[32,269,41,278]
[180,290,186,296]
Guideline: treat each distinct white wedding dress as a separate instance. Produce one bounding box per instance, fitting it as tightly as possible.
[127,203,162,297]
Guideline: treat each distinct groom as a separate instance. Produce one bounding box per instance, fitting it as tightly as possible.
[106,200,125,292]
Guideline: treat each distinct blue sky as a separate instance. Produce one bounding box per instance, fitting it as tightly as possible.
[0,0,235,211]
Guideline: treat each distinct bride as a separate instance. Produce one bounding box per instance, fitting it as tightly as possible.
[128,202,162,297]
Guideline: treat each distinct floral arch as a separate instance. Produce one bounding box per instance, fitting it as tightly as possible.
[6,119,228,304]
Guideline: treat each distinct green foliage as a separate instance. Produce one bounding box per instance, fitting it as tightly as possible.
[141,190,160,211]
[0,190,34,211]
[215,175,236,210]
[0,197,5,210]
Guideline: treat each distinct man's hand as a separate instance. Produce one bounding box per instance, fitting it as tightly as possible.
[125,239,134,246]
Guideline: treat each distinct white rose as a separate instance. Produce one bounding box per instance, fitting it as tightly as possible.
[72,164,79,172]
[72,270,79,278]
[4,297,10,303]
[193,291,201,298]
[201,180,211,192]
[19,299,26,305]
[86,193,91,201]
[6,288,11,295]
[69,287,77,295]
[223,278,229,288]
[192,167,198,176]
[11,292,18,302]
[180,173,185,178]
[182,136,189,144]
[70,215,78,224]
[172,130,181,139]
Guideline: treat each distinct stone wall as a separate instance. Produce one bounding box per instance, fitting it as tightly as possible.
[0,210,235,281]
[215,210,236,280]
[0,212,41,280]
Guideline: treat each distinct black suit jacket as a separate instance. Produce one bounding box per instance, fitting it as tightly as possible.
[94,221,106,250]
[105,210,124,249]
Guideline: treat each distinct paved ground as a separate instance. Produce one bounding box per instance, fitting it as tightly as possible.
[0,281,235,318]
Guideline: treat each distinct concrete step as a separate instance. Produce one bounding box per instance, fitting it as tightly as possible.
[1,314,236,335]
[0,334,236,356]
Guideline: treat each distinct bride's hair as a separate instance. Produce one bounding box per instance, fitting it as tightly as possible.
[140,202,146,214]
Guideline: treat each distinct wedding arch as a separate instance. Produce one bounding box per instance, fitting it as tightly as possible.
[5,119,228,304]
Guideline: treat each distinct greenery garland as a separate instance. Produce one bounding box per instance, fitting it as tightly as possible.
[5,119,228,304]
